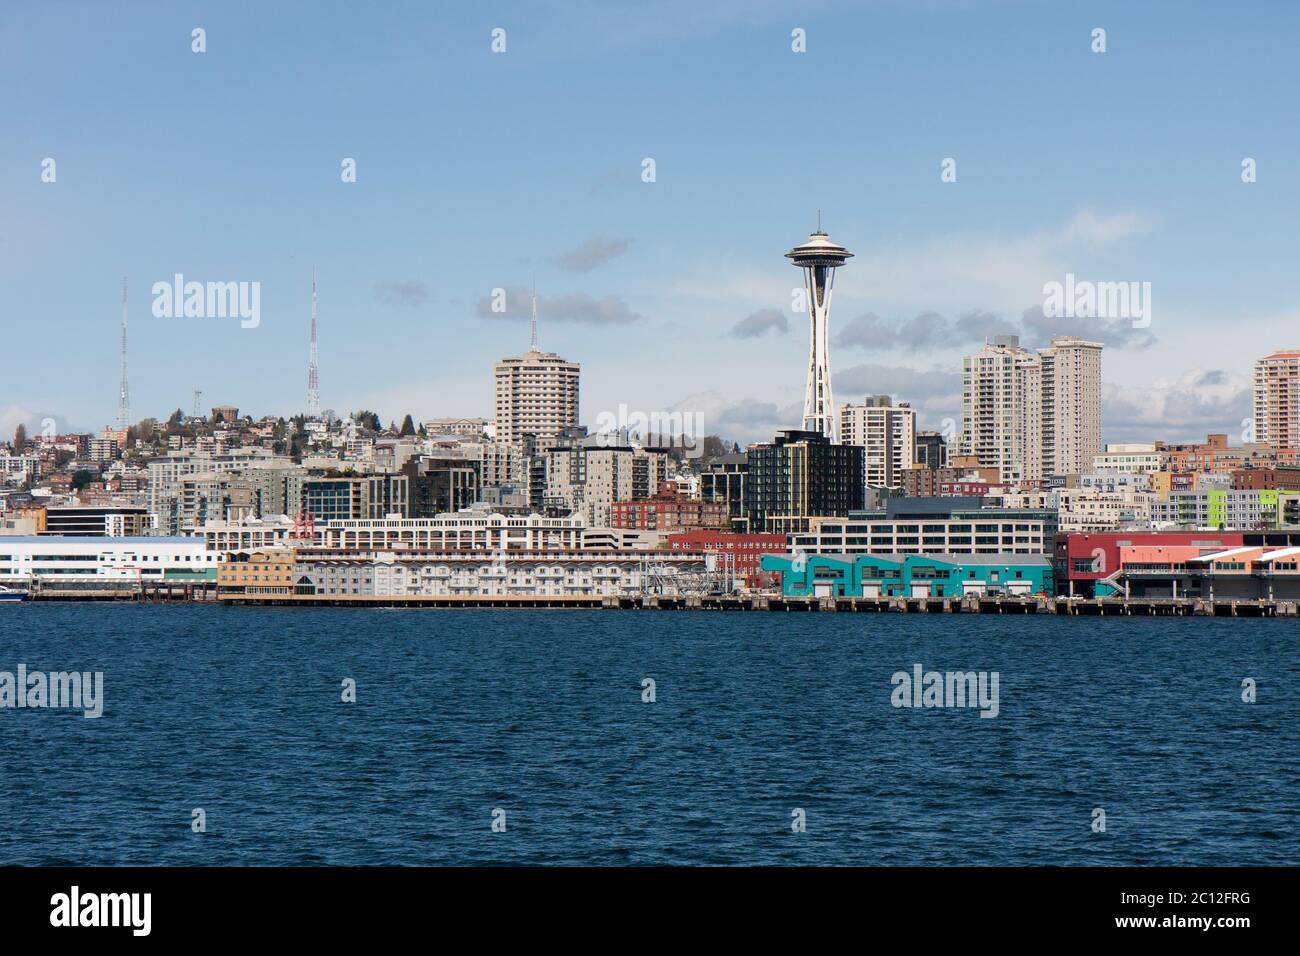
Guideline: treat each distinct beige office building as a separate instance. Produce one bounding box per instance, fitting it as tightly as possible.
[839,395,916,489]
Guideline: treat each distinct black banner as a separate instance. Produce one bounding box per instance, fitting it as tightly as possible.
[0,866,1279,941]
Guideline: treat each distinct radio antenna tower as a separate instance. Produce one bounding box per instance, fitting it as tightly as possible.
[193,389,203,418]
[118,278,130,431]
[530,276,539,351]
[306,267,320,417]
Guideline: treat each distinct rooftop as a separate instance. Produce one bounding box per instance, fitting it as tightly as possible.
[0,535,194,544]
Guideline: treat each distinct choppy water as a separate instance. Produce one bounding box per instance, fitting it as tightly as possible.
[0,604,1295,865]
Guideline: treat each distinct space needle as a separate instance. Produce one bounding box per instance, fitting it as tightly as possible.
[786,216,853,443]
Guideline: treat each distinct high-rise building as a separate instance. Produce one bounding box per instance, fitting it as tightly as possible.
[839,395,916,490]
[301,474,409,522]
[494,298,580,448]
[542,434,669,527]
[961,336,1029,482]
[403,456,480,517]
[915,431,949,470]
[701,453,748,527]
[746,429,865,534]
[787,223,853,443]
[1253,349,1300,452]
[1037,335,1102,478]
[961,335,1101,482]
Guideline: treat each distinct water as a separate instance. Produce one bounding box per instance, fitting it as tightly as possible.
[0,604,1295,865]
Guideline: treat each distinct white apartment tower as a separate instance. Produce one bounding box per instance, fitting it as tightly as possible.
[961,335,1102,482]
[840,395,916,489]
[1038,335,1102,477]
[961,336,1030,482]
[1253,349,1300,451]
[493,295,580,447]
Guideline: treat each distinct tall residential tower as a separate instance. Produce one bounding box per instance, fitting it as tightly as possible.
[1253,349,1300,451]
[961,335,1102,482]
[840,395,917,490]
[493,291,580,447]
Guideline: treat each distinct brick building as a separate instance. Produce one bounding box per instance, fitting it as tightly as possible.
[666,530,787,588]
[611,482,728,533]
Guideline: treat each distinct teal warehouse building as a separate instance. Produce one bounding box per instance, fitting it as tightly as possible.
[760,552,1055,599]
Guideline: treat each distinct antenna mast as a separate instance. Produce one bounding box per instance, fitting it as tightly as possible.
[118,278,130,431]
[530,279,539,351]
[307,267,320,417]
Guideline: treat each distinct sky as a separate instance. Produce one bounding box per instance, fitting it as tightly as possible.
[3,0,1299,447]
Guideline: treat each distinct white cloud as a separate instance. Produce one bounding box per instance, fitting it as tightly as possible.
[844,208,1155,319]
[1101,369,1252,444]
[0,405,76,441]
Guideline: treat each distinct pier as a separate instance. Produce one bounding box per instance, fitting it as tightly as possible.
[15,585,1300,616]
[209,593,1297,615]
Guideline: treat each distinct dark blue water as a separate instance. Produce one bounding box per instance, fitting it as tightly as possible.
[1,605,1295,865]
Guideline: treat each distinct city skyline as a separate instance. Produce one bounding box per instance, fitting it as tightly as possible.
[5,0,1297,903]
[4,1,1299,446]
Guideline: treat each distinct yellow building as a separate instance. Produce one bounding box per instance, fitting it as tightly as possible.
[1149,472,1172,500]
[217,547,296,596]
[0,506,47,535]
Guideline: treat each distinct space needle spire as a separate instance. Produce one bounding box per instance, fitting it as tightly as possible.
[307,267,320,418]
[118,277,130,431]
[786,219,853,443]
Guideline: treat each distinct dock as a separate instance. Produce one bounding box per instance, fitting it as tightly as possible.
[16,586,1300,616]
[212,593,1298,616]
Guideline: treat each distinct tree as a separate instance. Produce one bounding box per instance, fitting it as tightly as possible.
[71,469,96,491]
[12,423,27,451]
[399,414,416,437]
[352,410,381,432]
[164,408,185,437]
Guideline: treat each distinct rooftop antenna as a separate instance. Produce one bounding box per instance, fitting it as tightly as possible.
[307,267,320,417]
[118,278,130,431]
[530,276,539,351]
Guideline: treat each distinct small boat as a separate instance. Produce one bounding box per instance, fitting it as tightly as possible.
[0,585,29,602]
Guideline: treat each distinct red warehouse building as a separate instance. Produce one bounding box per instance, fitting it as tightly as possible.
[666,530,787,588]
[1055,531,1244,597]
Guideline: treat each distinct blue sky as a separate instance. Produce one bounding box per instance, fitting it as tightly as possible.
[3,0,1298,444]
